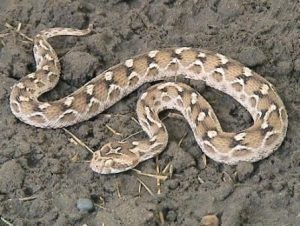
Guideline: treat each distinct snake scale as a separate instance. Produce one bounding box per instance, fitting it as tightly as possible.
[9,25,288,174]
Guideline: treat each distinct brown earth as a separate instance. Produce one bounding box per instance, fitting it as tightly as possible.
[0,0,300,225]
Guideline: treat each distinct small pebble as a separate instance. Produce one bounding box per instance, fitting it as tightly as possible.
[201,214,220,226]
[213,182,234,201]
[218,0,241,18]
[76,198,94,212]
[236,162,254,181]
[238,47,266,67]
[294,59,300,72]
[276,61,293,75]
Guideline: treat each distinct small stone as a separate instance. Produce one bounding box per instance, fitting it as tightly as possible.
[218,0,241,18]
[238,47,267,67]
[166,210,177,222]
[213,182,234,201]
[76,198,94,212]
[201,214,219,226]
[294,59,300,72]
[276,61,293,75]
[0,160,25,193]
[236,162,254,181]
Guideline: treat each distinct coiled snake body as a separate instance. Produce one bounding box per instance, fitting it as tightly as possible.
[10,26,288,174]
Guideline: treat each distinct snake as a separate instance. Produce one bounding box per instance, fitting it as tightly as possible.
[9,25,288,174]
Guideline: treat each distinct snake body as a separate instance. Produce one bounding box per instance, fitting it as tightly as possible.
[9,25,288,174]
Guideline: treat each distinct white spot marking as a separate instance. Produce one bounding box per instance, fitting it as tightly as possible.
[198,52,206,58]
[19,96,30,102]
[170,58,178,64]
[39,103,51,110]
[125,59,134,68]
[140,92,148,100]
[39,40,49,50]
[16,83,25,89]
[197,112,206,122]
[260,84,269,95]
[149,63,158,69]
[86,84,94,95]
[157,82,183,92]
[132,141,139,146]
[128,71,138,80]
[107,84,120,98]
[191,92,198,105]
[215,67,225,75]
[148,50,159,58]
[28,73,36,78]
[194,59,203,66]
[45,54,53,61]
[88,97,99,107]
[243,67,252,77]
[175,47,190,54]
[64,96,74,107]
[270,104,277,111]
[216,53,229,64]
[145,106,162,128]
[150,135,157,142]
[261,121,268,129]
[207,130,218,139]
[234,132,246,141]
[104,71,113,81]
[42,65,49,71]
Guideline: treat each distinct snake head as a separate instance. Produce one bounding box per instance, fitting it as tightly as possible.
[90,141,140,174]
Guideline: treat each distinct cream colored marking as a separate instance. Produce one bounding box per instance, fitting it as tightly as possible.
[28,73,36,79]
[198,52,206,58]
[64,96,74,107]
[261,121,268,129]
[16,83,25,89]
[157,82,183,92]
[45,54,53,61]
[207,130,218,138]
[197,112,206,122]
[145,106,162,128]
[42,65,49,71]
[149,135,157,142]
[88,97,99,107]
[191,92,198,105]
[86,84,94,95]
[148,50,159,58]
[104,71,113,81]
[234,132,247,141]
[260,84,269,95]
[107,84,120,97]
[125,59,134,68]
[216,53,229,64]
[132,141,139,146]
[39,40,49,50]
[170,58,178,64]
[149,63,158,69]
[39,103,51,110]
[194,59,203,66]
[215,67,225,76]
[140,92,148,100]
[243,67,252,77]
[128,71,138,80]
[175,47,190,54]
[19,96,30,102]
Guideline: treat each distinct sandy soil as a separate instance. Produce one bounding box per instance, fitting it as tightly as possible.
[0,0,300,225]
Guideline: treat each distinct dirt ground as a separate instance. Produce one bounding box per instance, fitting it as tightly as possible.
[0,0,299,225]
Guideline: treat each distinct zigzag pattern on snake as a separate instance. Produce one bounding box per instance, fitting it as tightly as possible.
[9,25,288,174]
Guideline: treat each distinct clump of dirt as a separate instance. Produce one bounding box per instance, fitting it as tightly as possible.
[0,0,299,225]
